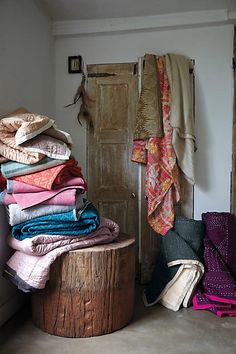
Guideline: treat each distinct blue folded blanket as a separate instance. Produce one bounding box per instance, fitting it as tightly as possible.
[1,156,66,178]
[12,201,100,240]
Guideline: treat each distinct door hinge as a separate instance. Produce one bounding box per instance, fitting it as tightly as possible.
[87,73,116,78]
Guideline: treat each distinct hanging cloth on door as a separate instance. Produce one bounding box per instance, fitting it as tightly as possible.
[165,53,196,184]
[133,53,163,139]
[132,56,180,236]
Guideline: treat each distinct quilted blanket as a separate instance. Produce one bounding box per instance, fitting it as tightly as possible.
[7,177,86,193]
[12,159,84,190]
[4,217,119,292]
[4,177,86,209]
[12,201,100,240]
[8,203,73,226]
[143,216,205,311]
[1,156,66,179]
[0,112,74,164]
[2,188,79,207]
[193,212,236,317]
[21,134,71,160]
[7,194,83,226]
[0,113,54,164]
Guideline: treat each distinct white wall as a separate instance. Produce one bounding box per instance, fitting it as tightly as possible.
[0,0,54,116]
[0,0,54,325]
[55,24,234,219]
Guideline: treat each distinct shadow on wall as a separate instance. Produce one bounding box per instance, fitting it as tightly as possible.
[0,205,12,271]
[194,75,211,192]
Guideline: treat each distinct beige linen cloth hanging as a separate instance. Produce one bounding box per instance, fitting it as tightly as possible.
[165,54,196,185]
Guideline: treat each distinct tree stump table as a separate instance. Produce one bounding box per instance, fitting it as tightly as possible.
[31,233,135,337]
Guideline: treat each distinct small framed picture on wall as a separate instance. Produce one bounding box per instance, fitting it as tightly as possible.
[68,55,82,73]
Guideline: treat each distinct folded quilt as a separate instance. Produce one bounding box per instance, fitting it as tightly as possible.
[7,176,86,194]
[143,216,205,311]
[4,177,86,209]
[7,194,83,225]
[43,126,72,145]
[4,217,119,292]
[1,156,66,179]
[193,212,236,317]
[21,134,71,161]
[12,159,84,190]
[2,188,79,207]
[0,113,54,164]
[12,201,100,240]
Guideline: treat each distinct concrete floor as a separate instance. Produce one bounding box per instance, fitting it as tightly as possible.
[0,287,236,354]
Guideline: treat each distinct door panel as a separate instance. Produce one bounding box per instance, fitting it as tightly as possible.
[87,63,138,241]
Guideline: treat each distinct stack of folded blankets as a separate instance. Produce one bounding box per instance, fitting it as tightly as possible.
[0,112,119,292]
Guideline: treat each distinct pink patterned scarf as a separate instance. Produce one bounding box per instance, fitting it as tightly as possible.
[132,56,180,235]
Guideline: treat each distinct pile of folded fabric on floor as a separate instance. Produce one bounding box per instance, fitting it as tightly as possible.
[193,212,236,317]
[0,111,119,292]
[144,212,236,317]
[143,216,205,311]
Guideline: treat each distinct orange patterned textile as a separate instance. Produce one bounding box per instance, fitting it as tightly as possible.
[131,56,180,235]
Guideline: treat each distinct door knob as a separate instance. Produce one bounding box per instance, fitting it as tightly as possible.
[131,192,136,198]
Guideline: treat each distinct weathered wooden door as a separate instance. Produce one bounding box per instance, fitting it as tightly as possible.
[87,63,138,240]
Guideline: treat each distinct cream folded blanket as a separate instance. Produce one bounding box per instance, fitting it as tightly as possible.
[0,113,54,164]
[0,112,73,164]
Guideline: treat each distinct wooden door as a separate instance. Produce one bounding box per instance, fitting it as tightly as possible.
[87,63,138,241]
[87,61,194,284]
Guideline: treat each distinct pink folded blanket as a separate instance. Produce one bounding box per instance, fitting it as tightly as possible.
[4,217,120,292]
[5,177,87,209]
[7,177,86,193]
[4,188,79,207]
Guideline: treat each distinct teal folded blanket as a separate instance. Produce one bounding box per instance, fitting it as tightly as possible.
[1,156,66,178]
[12,201,100,240]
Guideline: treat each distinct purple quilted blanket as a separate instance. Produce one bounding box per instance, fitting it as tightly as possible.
[193,212,236,316]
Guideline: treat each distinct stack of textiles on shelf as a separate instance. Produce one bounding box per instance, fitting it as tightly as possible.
[193,212,236,317]
[143,216,205,311]
[0,111,119,292]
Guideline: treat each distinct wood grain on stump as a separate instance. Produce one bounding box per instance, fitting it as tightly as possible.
[31,233,135,337]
